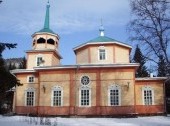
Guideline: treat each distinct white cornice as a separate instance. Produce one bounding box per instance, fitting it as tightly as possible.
[25,49,63,59]
[33,63,140,70]
[135,77,167,81]
[11,69,36,74]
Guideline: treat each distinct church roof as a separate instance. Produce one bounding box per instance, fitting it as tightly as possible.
[87,36,116,42]
[73,35,131,52]
[73,24,131,52]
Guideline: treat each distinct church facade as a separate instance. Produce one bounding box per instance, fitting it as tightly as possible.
[12,2,166,116]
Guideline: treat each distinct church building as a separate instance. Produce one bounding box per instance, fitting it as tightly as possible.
[12,2,167,116]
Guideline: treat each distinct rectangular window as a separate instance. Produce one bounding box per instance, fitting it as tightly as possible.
[80,89,90,106]
[53,90,62,106]
[26,91,34,106]
[99,49,106,60]
[28,76,34,83]
[144,90,153,105]
[110,89,119,106]
[37,57,43,66]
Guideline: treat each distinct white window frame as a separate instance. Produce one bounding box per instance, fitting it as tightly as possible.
[25,87,35,106]
[36,54,43,67]
[27,75,35,83]
[51,86,63,107]
[98,46,107,61]
[108,84,121,106]
[79,86,91,107]
[142,86,154,105]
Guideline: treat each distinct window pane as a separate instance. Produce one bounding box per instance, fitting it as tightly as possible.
[26,91,34,106]
[143,89,153,105]
[110,89,119,106]
[53,90,62,106]
[28,76,34,83]
[99,49,106,60]
[80,89,90,106]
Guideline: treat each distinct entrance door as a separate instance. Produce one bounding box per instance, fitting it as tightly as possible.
[165,80,170,114]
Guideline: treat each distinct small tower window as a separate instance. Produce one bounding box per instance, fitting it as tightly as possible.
[47,38,55,45]
[33,39,36,46]
[36,54,44,67]
[98,46,106,60]
[37,38,45,44]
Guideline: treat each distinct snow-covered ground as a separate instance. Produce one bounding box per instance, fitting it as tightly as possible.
[0,115,170,126]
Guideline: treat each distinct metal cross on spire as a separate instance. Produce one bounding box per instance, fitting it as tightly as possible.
[99,18,105,36]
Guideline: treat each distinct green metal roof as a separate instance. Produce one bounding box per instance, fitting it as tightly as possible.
[73,35,132,51]
[38,28,56,34]
[88,36,116,42]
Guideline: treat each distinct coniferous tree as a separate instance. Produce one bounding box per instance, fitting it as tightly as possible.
[0,43,21,113]
[133,45,149,77]
[158,55,167,77]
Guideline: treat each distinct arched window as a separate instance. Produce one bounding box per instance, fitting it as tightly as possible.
[37,38,45,44]
[142,86,154,105]
[79,75,91,107]
[98,46,106,60]
[51,86,63,106]
[25,87,35,106]
[79,86,91,107]
[33,39,36,46]
[108,84,121,106]
[47,38,55,45]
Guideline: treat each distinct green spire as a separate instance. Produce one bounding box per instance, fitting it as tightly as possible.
[36,0,56,34]
[44,0,50,29]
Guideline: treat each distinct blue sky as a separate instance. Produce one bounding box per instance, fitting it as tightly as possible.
[0,0,132,65]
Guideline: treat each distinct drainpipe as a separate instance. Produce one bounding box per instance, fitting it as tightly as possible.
[74,65,79,116]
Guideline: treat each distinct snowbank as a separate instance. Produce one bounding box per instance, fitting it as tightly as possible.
[0,115,170,126]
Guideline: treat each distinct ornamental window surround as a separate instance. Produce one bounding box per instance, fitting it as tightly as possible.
[79,75,91,107]
[51,86,63,107]
[142,86,154,105]
[25,87,35,106]
[108,84,121,106]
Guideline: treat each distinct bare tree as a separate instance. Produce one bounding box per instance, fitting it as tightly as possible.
[128,0,170,67]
